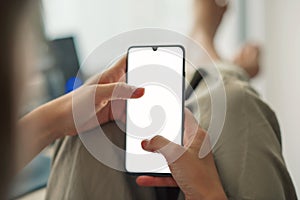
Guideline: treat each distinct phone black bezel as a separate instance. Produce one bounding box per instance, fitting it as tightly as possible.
[125,45,186,177]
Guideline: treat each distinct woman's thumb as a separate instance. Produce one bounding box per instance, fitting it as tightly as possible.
[141,135,184,164]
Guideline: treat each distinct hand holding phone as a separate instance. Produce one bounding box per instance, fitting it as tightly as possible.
[136,109,227,200]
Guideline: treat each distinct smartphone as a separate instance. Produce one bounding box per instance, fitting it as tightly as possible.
[125,45,185,175]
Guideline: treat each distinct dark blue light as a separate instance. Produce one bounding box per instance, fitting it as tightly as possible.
[65,77,83,93]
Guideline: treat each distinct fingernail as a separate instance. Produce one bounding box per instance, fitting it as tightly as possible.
[141,139,150,149]
[132,88,145,98]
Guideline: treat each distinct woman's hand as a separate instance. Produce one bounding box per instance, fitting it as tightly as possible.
[32,56,141,137]
[45,81,144,137]
[136,109,227,200]
[16,57,143,169]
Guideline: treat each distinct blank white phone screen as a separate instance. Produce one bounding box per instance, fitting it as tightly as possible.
[126,46,184,174]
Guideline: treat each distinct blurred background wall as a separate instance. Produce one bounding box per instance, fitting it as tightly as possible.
[263,1,300,196]
[41,0,300,195]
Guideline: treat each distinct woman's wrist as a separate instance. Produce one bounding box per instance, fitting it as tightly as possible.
[37,96,70,140]
[16,102,62,169]
[38,103,62,140]
[20,95,67,142]
[184,181,227,200]
[20,103,61,143]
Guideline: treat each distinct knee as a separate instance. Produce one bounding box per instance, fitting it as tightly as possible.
[224,80,258,109]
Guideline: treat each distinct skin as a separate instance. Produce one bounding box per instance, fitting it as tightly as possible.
[136,110,227,200]
[233,43,260,78]
[191,0,228,60]
[16,57,145,170]
[192,0,260,77]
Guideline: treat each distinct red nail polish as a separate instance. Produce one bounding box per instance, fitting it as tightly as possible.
[132,88,145,98]
[141,140,149,149]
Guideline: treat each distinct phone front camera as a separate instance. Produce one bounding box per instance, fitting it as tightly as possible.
[152,47,158,51]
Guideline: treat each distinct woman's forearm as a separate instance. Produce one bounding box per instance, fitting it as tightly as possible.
[16,103,61,170]
[13,58,142,171]
[14,81,143,170]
